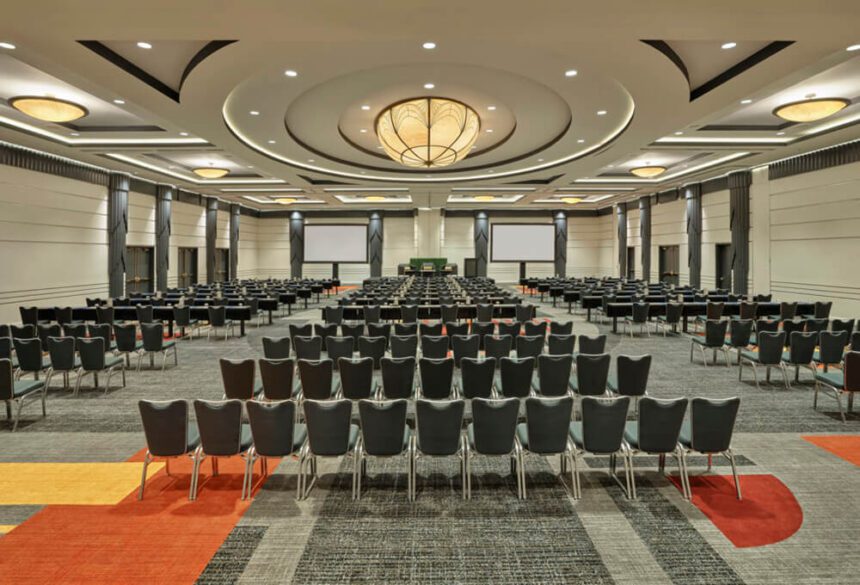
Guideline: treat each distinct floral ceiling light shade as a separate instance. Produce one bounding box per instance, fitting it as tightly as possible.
[376,97,480,168]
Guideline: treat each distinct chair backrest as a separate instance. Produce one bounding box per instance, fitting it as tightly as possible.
[390,334,418,359]
[340,323,364,346]
[578,334,607,354]
[445,322,469,338]
[359,399,409,456]
[498,356,535,398]
[419,357,454,399]
[549,321,573,335]
[314,322,339,348]
[138,399,192,457]
[472,321,495,345]
[415,399,465,456]
[706,302,725,320]
[367,323,391,346]
[497,321,521,338]
[77,337,106,370]
[636,397,688,453]
[400,305,418,323]
[173,306,191,327]
[113,323,138,353]
[363,305,381,323]
[289,323,314,341]
[547,334,576,356]
[88,323,112,350]
[575,353,611,396]
[755,319,779,335]
[419,322,444,337]
[323,305,344,324]
[780,302,797,320]
[739,301,758,320]
[459,357,495,399]
[194,399,244,456]
[394,322,418,336]
[65,323,88,340]
[421,335,449,360]
[484,334,512,363]
[261,336,291,359]
[247,400,299,457]
[728,320,753,348]
[303,399,354,456]
[818,331,848,365]
[207,306,226,326]
[12,338,43,373]
[805,318,829,334]
[47,336,76,371]
[471,397,520,455]
[516,335,544,360]
[96,306,115,325]
[524,396,574,454]
[782,320,804,347]
[140,323,164,351]
[537,354,573,397]
[787,331,817,364]
[580,396,630,454]
[358,336,386,369]
[294,336,323,361]
[441,304,459,323]
[703,319,729,347]
[325,336,354,370]
[845,352,860,392]
[52,306,73,325]
[515,304,533,322]
[831,319,855,337]
[11,324,36,339]
[689,397,740,453]
[852,332,860,352]
[524,321,548,338]
[814,301,832,319]
[476,304,494,322]
[298,359,334,400]
[632,302,650,323]
[136,305,154,324]
[220,358,256,400]
[37,324,61,347]
[380,356,416,399]
[259,358,296,400]
[451,334,479,367]
[756,331,786,365]
[338,357,375,400]
[665,302,683,323]
[614,354,651,397]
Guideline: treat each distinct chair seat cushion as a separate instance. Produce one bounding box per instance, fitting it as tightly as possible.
[623,421,640,449]
[12,379,44,397]
[739,349,760,362]
[691,336,709,346]
[105,355,124,368]
[163,340,176,349]
[569,421,583,448]
[814,370,844,389]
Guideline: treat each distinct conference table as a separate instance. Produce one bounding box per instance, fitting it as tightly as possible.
[124,296,284,324]
[322,303,532,321]
[579,295,734,320]
[342,295,518,306]
[35,305,254,336]
[603,301,816,333]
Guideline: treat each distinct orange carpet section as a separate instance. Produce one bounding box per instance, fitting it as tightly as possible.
[803,435,860,466]
[0,450,263,584]
[669,474,803,548]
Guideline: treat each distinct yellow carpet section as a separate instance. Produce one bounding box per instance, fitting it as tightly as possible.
[0,462,164,505]
[0,525,16,534]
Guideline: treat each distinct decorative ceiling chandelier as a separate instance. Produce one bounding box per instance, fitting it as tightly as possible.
[9,96,88,122]
[376,97,480,168]
[192,167,230,179]
[773,98,850,123]
[630,165,667,178]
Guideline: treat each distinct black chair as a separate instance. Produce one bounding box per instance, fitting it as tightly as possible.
[781,331,818,387]
[515,304,533,322]
[679,397,742,500]
[518,396,575,498]
[64,323,89,342]
[451,334,479,367]
[299,399,360,499]
[314,322,339,350]
[45,336,79,390]
[207,306,235,340]
[625,396,688,500]
[245,400,307,499]
[411,399,467,500]
[751,319,779,345]
[523,321,548,338]
[137,399,200,499]
[394,322,418,336]
[550,321,573,336]
[391,334,418,359]
[724,320,754,365]
[421,335,449,360]
[367,323,391,347]
[1,358,45,431]
[338,357,377,401]
[441,305,459,324]
[325,336,355,370]
[534,354,573,397]
[739,331,787,390]
[259,358,296,400]
[419,357,455,399]
[341,323,364,348]
[694,302,725,331]
[815,330,849,372]
[356,399,411,499]
[497,321,521,338]
[607,355,651,409]
[381,357,416,399]
[569,396,633,499]
[782,320,805,348]
[88,323,116,353]
[74,338,125,396]
[358,336,386,369]
[484,334,512,364]
[363,305,381,324]
[420,322,444,337]
[323,305,344,325]
[298,359,337,400]
[458,357,495,399]
[13,338,49,380]
[54,307,79,329]
[220,358,260,400]
[576,334,606,355]
[294,336,323,362]
[516,335,543,361]
[113,323,141,368]
[497,357,535,399]
[466,397,523,499]
[547,334,576,356]
[96,306,116,327]
[10,324,36,340]
[690,320,730,366]
[476,304,494,322]
[190,399,253,500]
[445,322,469,338]
[570,353,610,397]
[472,322,495,350]
[737,301,758,321]
[137,323,177,371]
[400,305,418,324]
[37,324,61,349]
[623,303,651,337]
[262,336,291,360]
[814,351,860,423]
[136,305,155,325]
[831,319,855,338]
[779,302,798,321]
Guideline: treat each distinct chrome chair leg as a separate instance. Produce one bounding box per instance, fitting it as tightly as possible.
[727,449,742,500]
[139,451,151,500]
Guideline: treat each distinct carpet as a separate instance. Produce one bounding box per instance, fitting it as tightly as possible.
[802,435,860,467]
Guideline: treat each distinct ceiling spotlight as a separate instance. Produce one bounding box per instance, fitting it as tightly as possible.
[9,96,88,122]
[487,170,495,173]
[137,41,152,49]
[565,69,578,77]
[485,128,493,133]
[776,132,785,135]
[307,159,315,163]
[487,105,496,111]
[577,139,585,143]
[630,166,667,178]
[249,110,260,115]
[773,97,850,122]
[275,197,296,205]
[848,44,860,51]
[674,131,683,135]
[597,110,607,116]
[537,158,544,162]
[0,42,16,50]
[361,105,371,110]
[360,128,368,133]
[422,41,436,50]
[561,197,582,204]
[179,132,189,136]
[721,42,737,49]
[267,140,276,144]
[740,99,753,104]
[474,195,495,202]
[423,83,435,89]
[284,69,298,77]
[113,99,125,105]
[70,132,80,136]
[366,195,386,202]
[192,167,230,179]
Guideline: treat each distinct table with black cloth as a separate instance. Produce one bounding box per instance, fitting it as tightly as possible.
[35,305,253,336]
[604,301,816,333]
[321,303,532,322]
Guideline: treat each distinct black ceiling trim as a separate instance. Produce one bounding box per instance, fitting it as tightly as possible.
[79,41,180,102]
[0,141,108,185]
[258,209,415,219]
[769,139,860,180]
[506,174,565,185]
[239,206,262,218]
[129,177,157,195]
[641,40,690,85]
[701,175,729,194]
[58,123,166,133]
[297,175,354,186]
[691,41,794,101]
[179,41,237,91]
[699,122,795,132]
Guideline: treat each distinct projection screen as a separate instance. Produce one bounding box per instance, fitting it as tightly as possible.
[490,223,555,262]
[304,224,368,263]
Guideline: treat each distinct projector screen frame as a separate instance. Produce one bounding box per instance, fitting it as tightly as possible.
[302,223,369,264]
[490,222,556,263]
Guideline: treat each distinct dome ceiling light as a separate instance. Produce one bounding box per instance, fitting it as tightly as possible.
[9,96,88,122]
[630,165,667,178]
[376,97,480,168]
[561,197,583,204]
[192,166,230,179]
[773,98,850,123]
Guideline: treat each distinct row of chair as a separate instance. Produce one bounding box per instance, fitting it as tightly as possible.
[323,303,536,325]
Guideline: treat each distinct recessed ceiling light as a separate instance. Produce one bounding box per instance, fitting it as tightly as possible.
[284,70,298,77]
[247,165,254,168]
[848,44,860,51]
[740,99,753,104]
[377,145,383,149]
[487,170,494,173]
[136,42,152,49]
[422,41,436,50]
[776,132,785,135]
[565,69,578,77]
[249,110,260,116]
[424,83,435,89]
[537,158,544,162]
[307,159,315,163]
[562,197,582,205]
[360,128,368,133]
[674,131,683,135]
[179,132,189,136]
[721,42,737,49]
[70,132,80,136]
[366,195,386,201]
[275,197,297,205]
[113,99,125,105]
[596,110,607,116]
[268,140,276,144]
[485,129,493,133]
[0,42,16,50]
[487,105,496,111]
[361,105,370,111]
[577,139,585,143]
[474,195,495,202]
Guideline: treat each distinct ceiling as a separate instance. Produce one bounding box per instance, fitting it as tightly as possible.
[2,0,860,212]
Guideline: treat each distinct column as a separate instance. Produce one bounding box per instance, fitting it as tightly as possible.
[368,211,383,278]
[155,184,173,292]
[616,204,627,278]
[553,210,567,277]
[474,211,489,277]
[107,172,130,297]
[750,166,771,294]
[229,204,240,281]
[205,197,218,283]
[684,183,702,288]
[728,171,752,295]
[639,197,651,282]
[289,211,304,279]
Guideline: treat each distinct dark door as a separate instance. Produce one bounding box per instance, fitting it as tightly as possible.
[215,248,230,282]
[626,247,636,280]
[177,247,198,289]
[659,245,680,286]
[715,244,732,291]
[125,246,154,295]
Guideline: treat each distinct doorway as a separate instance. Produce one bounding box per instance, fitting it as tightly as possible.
[125,246,154,295]
[215,248,230,282]
[715,243,732,291]
[659,245,680,286]
[177,247,198,289]
[626,247,636,280]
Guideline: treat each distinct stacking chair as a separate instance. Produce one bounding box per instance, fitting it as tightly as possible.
[534,354,573,397]
[13,338,50,380]
[65,323,89,342]
[294,336,323,362]
[245,400,307,499]
[114,323,142,367]
[399,305,418,324]
[137,323,178,371]
[135,305,155,325]
[607,355,651,410]
[259,358,296,400]
[466,397,523,499]
[421,335,449,360]
[484,335,512,364]
[358,336,386,369]
[831,319,855,338]
[804,319,829,335]
[445,322,469,338]
[1,359,46,431]
[814,351,860,423]
[299,399,360,499]
[367,323,391,348]
[458,357,495,399]
[547,334,576,356]
[338,357,376,401]
[96,306,116,327]
[441,305,459,324]
[420,322,444,337]
[37,324,61,348]
[515,304,533,322]
[782,320,805,348]
[10,324,36,340]
[497,321,521,338]
[323,305,344,325]
[624,397,688,499]
[19,306,43,327]
[137,399,200,499]
[394,322,418,336]
[549,321,573,335]
[88,323,116,353]
[496,357,535,400]
[472,322,495,349]
[678,397,742,500]
[411,399,467,500]
[751,319,779,345]
[623,303,651,337]
[325,336,355,370]
[289,323,314,344]
[451,334,479,367]
[739,331,787,390]
[190,399,252,501]
[516,335,544,360]
[693,302,724,332]
[815,330,849,372]
[220,358,261,400]
[571,353,610,397]
[262,336,291,360]
[568,396,633,499]
[363,305,381,324]
[724,320,754,365]
[419,357,455,399]
[690,320,730,366]
[576,334,607,356]
[780,331,818,387]
[517,396,575,498]
[46,336,79,390]
[298,359,337,400]
[340,323,364,348]
[380,357,416,399]
[75,338,125,396]
[207,306,235,340]
[54,307,79,330]
[476,304,494,323]
[736,301,758,322]
[523,321,548,338]
[314,323,339,350]
[779,302,798,322]
[390,334,418,359]
[356,399,411,499]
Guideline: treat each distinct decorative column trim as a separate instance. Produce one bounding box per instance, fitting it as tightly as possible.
[685,183,702,288]
[474,211,489,277]
[639,197,652,282]
[229,204,240,281]
[368,211,383,277]
[553,211,567,277]
[155,184,173,292]
[107,172,130,297]
[729,170,752,294]
[289,211,304,279]
[205,197,218,283]
[616,204,627,278]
